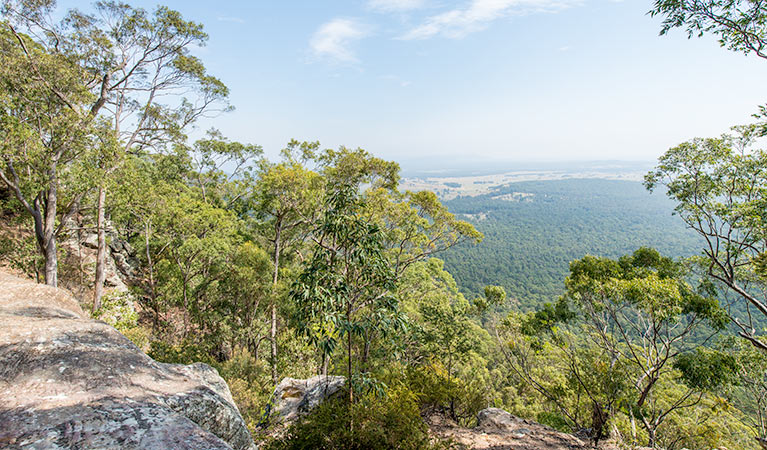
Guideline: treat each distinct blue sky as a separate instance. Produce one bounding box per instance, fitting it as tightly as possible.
[60,0,767,166]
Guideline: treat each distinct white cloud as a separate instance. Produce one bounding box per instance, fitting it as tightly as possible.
[310,19,369,63]
[401,0,580,39]
[367,0,427,12]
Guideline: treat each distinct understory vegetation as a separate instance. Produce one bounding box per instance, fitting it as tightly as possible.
[2,1,767,449]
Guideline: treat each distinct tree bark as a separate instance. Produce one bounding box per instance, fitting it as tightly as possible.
[41,168,59,287]
[270,219,282,385]
[347,306,354,434]
[93,185,107,311]
[42,234,57,287]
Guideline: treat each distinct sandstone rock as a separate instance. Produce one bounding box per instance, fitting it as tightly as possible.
[476,407,521,433]
[430,407,591,450]
[59,217,140,294]
[0,270,255,450]
[268,375,345,424]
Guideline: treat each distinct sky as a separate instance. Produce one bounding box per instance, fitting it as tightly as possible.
[57,0,767,169]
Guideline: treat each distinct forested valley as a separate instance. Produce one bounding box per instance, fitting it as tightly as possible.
[2,1,767,449]
[442,179,702,310]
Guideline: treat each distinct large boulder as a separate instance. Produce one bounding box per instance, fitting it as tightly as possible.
[429,407,590,449]
[476,407,521,433]
[268,375,345,424]
[0,270,255,450]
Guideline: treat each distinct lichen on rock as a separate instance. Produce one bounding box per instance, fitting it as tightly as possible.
[0,270,256,450]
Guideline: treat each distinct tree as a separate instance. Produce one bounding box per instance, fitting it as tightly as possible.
[151,188,241,339]
[2,0,229,305]
[650,0,767,134]
[561,248,727,447]
[497,300,622,443]
[290,184,402,419]
[365,188,483,276]
[0,22,106,286]
[651,0,767,60]
[252,141,323,384]
[399,258,491,421]
[645,127,767,351]
[499,248,728,448]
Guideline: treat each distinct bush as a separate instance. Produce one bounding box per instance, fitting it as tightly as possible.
[148,339,217,365]
[218,348,272,431]
[267,386,451,450]
[405,364,487,424]
[92,290,138,330]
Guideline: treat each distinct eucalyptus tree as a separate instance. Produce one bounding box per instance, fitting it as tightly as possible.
[498,248,728,447]
[650,0,767,133]
[290,184,402,417]
[399,258,490,421]
[353,178,483,365]
[2,0,228,306]
[253,140,324,384]
[561,248,727,447]
[651,0,767,61]
[0,22,107,287]
[645,127,767,351]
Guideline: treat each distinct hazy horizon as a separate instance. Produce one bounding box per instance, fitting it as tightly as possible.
[52,0,767,164]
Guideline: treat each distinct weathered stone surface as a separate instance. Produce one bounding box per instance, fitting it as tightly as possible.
[476,407,520,433]
[60,217,140,294]
[268,375,345,424]
[430,407,592,450]
[0,270,255,450]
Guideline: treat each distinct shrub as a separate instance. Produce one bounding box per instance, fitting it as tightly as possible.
[267,386,451,450]
[92,290,138,330]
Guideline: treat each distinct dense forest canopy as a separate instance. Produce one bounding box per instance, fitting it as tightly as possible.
[441,179,702,310]
[2,1,767,449]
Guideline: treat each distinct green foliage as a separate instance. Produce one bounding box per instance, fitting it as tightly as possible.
[441,179,700,311]
[267,388,449,450]
[4,2,766,447]
[291,186,401,386]
[148,339,217,366]
[92,290,138,330]
[674,348,739,391]
[218,348,273,431]
[0,215,41,279]
[483,285,506,306]
[646,124,767,349]
[650,0,767,60]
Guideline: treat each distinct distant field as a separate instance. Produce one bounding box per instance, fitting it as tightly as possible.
[400,163,649,200]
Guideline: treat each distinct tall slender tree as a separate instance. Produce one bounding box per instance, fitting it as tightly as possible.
[0,22,104,286]
[2,0,228,303]
[253,141,323,384]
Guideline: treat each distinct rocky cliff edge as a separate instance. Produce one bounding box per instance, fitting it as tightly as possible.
[0,270,255,450]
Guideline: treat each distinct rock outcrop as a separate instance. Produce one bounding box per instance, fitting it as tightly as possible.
[267,375,345,424]
[430,407,613,450]
[0,270,255,450]
[60,217,140,295]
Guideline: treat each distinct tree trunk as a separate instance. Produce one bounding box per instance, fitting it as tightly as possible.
[448,351,456,421]
[629,409,637,445]
[347,307,354,434]
[93,185,107,312]
[42,236,57,287]
[270,219,282,385]
[39,167,60,287]
[362,329,370,368]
